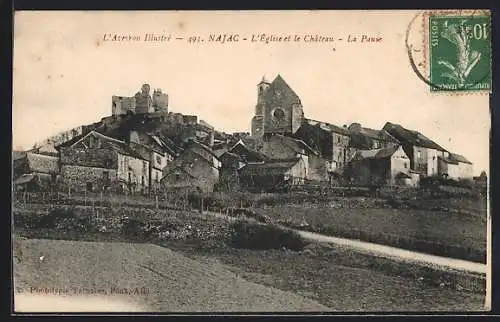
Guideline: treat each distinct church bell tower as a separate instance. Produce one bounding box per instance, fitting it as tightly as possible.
[251,76,270,138]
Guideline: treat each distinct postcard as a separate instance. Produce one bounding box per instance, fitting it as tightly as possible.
[12,10,491,313]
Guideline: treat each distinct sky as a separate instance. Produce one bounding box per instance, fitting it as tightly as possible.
[12,10,490,175]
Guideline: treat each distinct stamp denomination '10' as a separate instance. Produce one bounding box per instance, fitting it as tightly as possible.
[429,14,491,92]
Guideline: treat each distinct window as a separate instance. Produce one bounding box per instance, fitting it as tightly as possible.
[156,155,162,165]
[417,151,422,159]
[103,171,109,181]
[155,172,159,183]
[141,176,145,186]
[337,136,341,144]
[404,163,407,169]
[273,108,285,120]
[128,172,131,184]
[86,182,93,192]
[143,161,148,173]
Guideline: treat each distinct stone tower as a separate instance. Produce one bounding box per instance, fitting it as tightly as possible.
[251,76,270,138]
[152,88,169,120]
[251,74,304,138]
[134,83,154,114]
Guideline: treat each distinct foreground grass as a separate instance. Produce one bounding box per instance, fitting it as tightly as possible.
[166,239,486,312]
[14,236,328,312]
[14,226,486,312]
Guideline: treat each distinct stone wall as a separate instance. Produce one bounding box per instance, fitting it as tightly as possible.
[60,147,118,169]
[307,155,328,182]
[251,116,264,138]
[60,165,118,193]
[260,136,297,160]
[112,96,136,116]
[389,146,411,185]
[331,132,350,172]
[152,90,168,112]
[263,81,303,135]
[117,154,150,191]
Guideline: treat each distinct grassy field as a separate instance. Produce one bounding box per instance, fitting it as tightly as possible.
[166,240,486,312]
[14,237,328,312]
[255,205,487,263]
[13,231,486,312]
[12,201,488,311]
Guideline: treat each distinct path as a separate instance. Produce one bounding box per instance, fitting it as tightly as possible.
[206,211,487,275]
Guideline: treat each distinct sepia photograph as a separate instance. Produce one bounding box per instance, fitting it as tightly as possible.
[11,10,491,312]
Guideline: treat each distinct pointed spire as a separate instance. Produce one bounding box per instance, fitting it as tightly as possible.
[258,75,270,85]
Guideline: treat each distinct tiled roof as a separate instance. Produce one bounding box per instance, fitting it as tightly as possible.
[439,153,472,165]
[270,75,300,102]
[230,141,268,163]
[106,141,148,161]
[348,126,400,149]
[239,158,300,176]
[14,173,36,185]
[449,153,472,164]
[26,152,59,174]
[383,122,447,151]
[271,134,319,156]
[304,119,350,136]
[353,145,401,160]
[12,151,27,161]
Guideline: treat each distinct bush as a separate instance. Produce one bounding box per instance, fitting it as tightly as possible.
[228,220,307,251]
[25,207,99,233]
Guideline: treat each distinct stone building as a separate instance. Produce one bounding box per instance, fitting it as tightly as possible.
[437,153,473,181]
[13,152,60,191]
[382,122,449,177]
[57,130,150,194]
[251,75,304,139]
[127,130,175,194]
[348,123,399,150]
[249,74,353,182]
[161,141,220,194]
[238,157,308,192]
[346,145,419,186]
[293,119,352,176]
[112,83,169,118]
[217,152,245,192]
[258,134,326,182]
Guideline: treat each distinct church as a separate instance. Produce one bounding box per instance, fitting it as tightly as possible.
[247,75,354,186]
[251,75,304,139]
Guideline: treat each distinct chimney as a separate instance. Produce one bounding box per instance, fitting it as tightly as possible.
[348,123,362,132]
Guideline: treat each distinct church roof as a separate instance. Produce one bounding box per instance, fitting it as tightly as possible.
[268,74,301,102]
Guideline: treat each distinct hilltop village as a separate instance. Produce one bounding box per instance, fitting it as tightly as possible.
[13,76,475,195]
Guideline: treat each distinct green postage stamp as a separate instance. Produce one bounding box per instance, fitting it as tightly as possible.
[428,13,491,92]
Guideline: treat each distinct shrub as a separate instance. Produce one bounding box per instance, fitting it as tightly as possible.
[121,218,144,240]
[228,219,307,251]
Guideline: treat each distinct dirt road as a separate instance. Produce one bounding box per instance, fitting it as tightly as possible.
[297,230,486,275]
[206,212,486,275]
